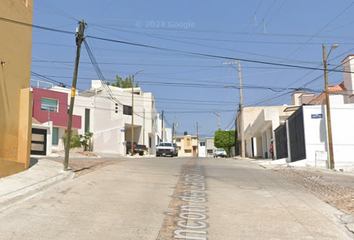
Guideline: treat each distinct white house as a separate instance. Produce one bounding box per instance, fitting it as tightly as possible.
[238,106,295,159]
[205,137,216,158]
[49,80,159,156]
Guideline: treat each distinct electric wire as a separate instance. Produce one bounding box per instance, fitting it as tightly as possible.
[86,35,354,74]
[0,16,74,34]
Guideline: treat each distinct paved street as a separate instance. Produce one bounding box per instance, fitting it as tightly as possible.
[0,157,353,240]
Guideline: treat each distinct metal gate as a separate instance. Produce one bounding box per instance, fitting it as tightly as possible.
[288,107,306,162]
[31,128,47,155]
[274,123,288,159]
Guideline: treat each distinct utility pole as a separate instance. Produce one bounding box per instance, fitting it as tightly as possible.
[222,61,245,158]
[143,108,145,145]
[130,69,143,156]
[64,20,85,171]
[212,111,221,130]
[131,74,135,156]
[174,116,178,143]
[161,110,164,142]
[323,43,337,169]
[238,60,245,158]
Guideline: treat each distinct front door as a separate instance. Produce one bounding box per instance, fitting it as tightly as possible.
[31,128,47,155]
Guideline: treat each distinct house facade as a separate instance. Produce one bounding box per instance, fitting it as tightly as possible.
[238,106,295,159]
[174,135,198,157]
[274,104,354,169]
[71,80,159,156]
[205,137,216,158]
[29,79,160,156]
[0,0,33,178]
[31,87,81,155]
[273,55,354,169]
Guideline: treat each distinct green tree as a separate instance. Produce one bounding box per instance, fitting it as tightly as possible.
[62,133,81,149]
[108,74,139,88]
[214,130,236,157]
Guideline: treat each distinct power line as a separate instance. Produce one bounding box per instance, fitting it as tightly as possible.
[90,23,308,62]
[286,1,354,59]
[35,0,78,21]
[86,35,351,74]
[0,16,74,34]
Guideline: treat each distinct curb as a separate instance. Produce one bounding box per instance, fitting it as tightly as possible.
[0,170,74,212]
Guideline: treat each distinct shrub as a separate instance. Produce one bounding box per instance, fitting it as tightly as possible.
[62,133,82,149]
[80,132,93,151]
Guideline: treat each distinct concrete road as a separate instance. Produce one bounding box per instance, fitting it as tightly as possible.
[0,157,352,240]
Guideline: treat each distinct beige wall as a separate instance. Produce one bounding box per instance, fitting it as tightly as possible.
[0,0,33,178]
[174,135,198,157]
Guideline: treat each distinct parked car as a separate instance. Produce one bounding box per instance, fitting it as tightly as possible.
[126,141,147,156]
[214,148,227,158]
[156,142,175,157]
[173,143,178,156]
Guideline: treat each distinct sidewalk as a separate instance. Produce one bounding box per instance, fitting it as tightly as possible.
[0,151,148,213]
[0,158,74,212]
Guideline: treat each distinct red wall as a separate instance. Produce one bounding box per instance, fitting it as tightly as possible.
[32,87,81,129]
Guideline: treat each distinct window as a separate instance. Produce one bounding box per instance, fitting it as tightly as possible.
[185,149,192,153]
[85,109,90,133]
[41,98,58,112]
[200,142,205,146]
[207,149,213,154]
[176,138,181,142]
[159,143,172,147]
[187,138,191,146]
[52,127,59,145]
[123,105,132,115]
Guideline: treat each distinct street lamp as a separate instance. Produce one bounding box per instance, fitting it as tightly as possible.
[223,60,245,158]
[131,69,143,155]
[322,43,338,169]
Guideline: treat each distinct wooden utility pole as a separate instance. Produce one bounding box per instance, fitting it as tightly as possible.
[323,44,335,169]
[238,61,245,158]
[64,20,85,171]
[131,74,135,155]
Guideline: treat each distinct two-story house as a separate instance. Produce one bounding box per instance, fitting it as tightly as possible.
[174,135,198,157]
[31,87,81,155]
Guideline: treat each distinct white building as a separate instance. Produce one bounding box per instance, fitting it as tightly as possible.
[198,140,206,157]
[50,80,159,156]
[238,106,295,159]
[205,137,216,158]
[274,104,354,169]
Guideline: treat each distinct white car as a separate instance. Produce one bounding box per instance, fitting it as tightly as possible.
[214,148,227,158]
[156,142,175,157]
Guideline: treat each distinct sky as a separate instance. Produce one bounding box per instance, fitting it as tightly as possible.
[29,0,354,138]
